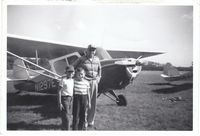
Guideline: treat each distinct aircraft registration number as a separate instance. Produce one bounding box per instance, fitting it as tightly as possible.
[35,79,57,92]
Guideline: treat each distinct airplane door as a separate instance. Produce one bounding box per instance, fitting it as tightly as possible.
[49,52,81,76]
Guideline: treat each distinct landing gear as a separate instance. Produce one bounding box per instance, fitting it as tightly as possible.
[116,94,127,106]
[102,90,127,106]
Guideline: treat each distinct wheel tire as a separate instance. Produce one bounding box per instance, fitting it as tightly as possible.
[116,94,127,106]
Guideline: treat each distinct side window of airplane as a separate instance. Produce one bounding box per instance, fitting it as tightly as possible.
[67,55,79,65]
[53,59,67,75]
[49,52,81,76]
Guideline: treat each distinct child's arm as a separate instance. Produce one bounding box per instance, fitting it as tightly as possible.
[58,89,64,111]
[57,79,63,111]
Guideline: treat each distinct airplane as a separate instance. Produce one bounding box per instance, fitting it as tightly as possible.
[160,63,193,82]
[7,35,163,106]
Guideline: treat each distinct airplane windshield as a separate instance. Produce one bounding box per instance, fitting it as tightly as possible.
[67,55,79,65]
[96,47,112,60]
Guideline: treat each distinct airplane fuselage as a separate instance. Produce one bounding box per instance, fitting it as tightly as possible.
[13,58,140,95]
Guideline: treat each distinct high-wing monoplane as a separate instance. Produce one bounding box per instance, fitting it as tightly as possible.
[161,63,193,82]
[7,35,162,106]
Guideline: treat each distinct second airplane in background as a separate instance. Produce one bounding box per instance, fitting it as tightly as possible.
[161,63,193,82]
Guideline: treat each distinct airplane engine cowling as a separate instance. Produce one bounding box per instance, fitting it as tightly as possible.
[98,64,133,93]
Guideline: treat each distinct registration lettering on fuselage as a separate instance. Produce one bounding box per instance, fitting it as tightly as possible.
[35,79,57,92]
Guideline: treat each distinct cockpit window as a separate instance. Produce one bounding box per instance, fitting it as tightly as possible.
[53,59,67,75]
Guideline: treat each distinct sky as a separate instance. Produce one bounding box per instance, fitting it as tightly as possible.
[7,5,193,67]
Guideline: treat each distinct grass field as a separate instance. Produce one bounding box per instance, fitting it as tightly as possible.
[7,71,193,130]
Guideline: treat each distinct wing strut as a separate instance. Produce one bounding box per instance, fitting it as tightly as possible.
[36,50,39,65]
[7,51,61,79]
[14,64,58,80]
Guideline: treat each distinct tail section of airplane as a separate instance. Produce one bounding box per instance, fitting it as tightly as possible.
[163,63,180,77]
[13,59,30,80]
[161,63,192,81]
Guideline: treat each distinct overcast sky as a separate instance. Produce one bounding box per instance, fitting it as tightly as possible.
[7,5,193,67]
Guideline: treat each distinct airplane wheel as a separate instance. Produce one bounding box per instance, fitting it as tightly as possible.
[117,95,127,106]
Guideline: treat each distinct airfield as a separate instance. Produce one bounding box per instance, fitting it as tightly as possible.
[7,71,193,130]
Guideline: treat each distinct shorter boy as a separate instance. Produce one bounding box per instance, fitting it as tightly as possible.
[58,65,75,130]
[72,67,91,130]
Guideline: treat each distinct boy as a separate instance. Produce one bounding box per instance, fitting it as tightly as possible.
[72,67,91,130]
[73,44,101,127]
[58,65,75,130]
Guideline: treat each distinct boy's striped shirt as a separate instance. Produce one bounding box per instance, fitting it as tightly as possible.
[74,79,90,95]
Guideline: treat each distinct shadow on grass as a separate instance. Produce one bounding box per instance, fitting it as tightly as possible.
[7,93,60,117]
[7,93,61,130]
[148,82,178,86]
[7,121,61,130]
[152,83,193,94]
[7,92,57,106]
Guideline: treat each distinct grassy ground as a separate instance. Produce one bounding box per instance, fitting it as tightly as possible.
[7,71,193,130]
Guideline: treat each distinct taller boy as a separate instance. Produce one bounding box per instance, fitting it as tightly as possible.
[73,44,101,127]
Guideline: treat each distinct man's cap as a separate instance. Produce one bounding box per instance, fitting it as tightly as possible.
[87,44,97,51]
[65,65,75,72]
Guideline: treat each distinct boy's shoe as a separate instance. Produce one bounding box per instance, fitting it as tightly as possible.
[88,123,94,128]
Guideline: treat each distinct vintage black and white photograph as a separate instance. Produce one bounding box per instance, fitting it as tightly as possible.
[4,1,197,134]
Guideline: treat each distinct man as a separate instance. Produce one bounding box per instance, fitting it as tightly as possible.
[73,44,101,127]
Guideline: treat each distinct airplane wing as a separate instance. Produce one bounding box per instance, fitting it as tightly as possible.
[7,35,163,59]
[7,36,85,59]
[108,50,163,59]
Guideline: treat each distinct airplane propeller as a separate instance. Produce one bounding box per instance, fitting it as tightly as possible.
[135,56,143,66]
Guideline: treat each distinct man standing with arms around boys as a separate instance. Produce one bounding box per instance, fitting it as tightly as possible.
[73,44,101,127]
[58,65,75,130]
[72,67,91,130]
